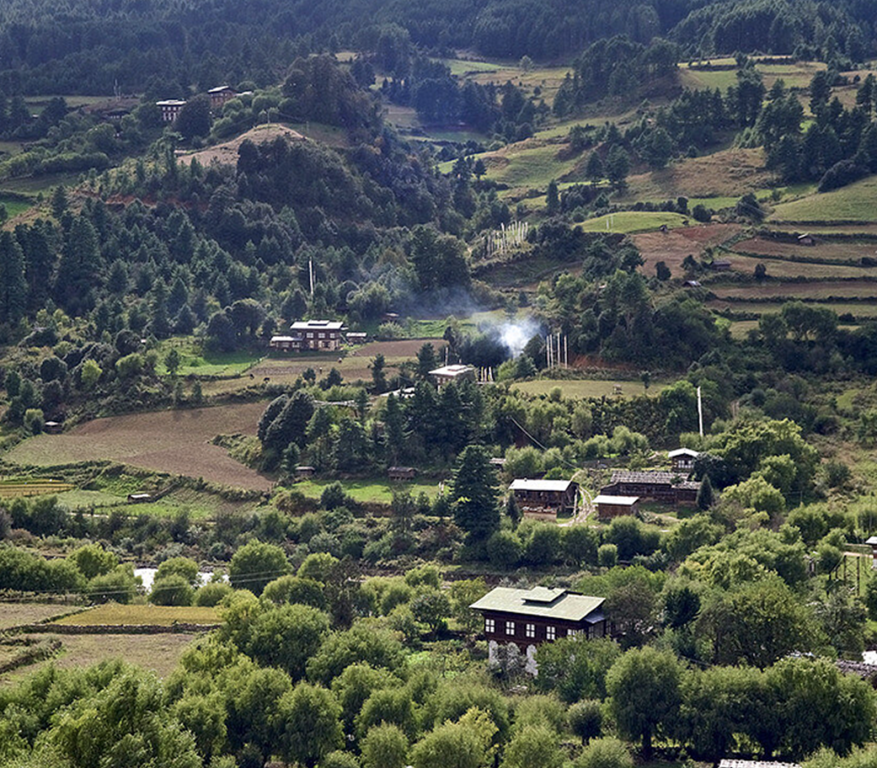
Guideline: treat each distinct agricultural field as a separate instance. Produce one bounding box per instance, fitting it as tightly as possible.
[155,337,262,377]
[0,603,80,631]
[0,633,200,685]
[512,378,666,399]
[578,211,690,235]
[735,236,877,263]
[726,252,877,279]
[54,604,220,626]
[710,280,877,301]
[708,300,877,318]
[481,140,580,192]
[0,478,74,499]
[631,223,740,274]
[4,402,272,491]
[771,176,877,223]
[291,477,443,505]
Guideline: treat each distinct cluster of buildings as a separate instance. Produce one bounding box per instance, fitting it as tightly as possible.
[156,85,245,122]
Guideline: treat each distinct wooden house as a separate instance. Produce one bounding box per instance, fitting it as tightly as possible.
[156,99,186,122]
[208,85,237,110]
[269,335,297,352]
[288,321,346,351]
[388,466,416,481]
[470,586,608,675]
[593,494,640,519]
[295,466,315,479]
[43,421,63,434]
[510,479,578,518]
[346,332,368,344]
[601,470,699,505]
[127,493,152,503]
[711,259,732,271]
[668,447,699,472]
[429,364,476,387]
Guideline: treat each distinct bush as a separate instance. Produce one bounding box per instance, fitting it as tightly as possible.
[568,700,603,744]
[24,408,44,435]
[487,530,522,567]
[149,574,194,606]
[575,737,633,768]
[194,581,233,606]
[598,544,618,568]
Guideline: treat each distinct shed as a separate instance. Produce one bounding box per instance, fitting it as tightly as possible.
[127,493,152,503]
[489,457,507,468]
[295,466,315,478]
[44,421,63,434]
[866,535,877,566]
[711,259,732,271]
[389,466,416,481]
[269,335,297,351]
[510,479,578,518]
[797,233,816,246]
[346,332,368,344]
[684,280,702,288]
[593,494,640,519]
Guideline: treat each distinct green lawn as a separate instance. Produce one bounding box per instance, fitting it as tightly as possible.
[512,378,667,399]
[156,337,263,376]
[771,176,877,223]
[578,211,690,234]
[291,477,443,504]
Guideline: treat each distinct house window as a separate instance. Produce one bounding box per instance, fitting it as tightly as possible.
[506,621,515,636]
[525,624,535,639]
[568,629,579,637]
[485,618,495,634]
[546,626,556,640]
[319,332,325,339]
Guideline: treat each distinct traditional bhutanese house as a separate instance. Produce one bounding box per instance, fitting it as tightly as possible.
[43,421,63,434]
[289,320,346,351]
[510,479,578,519]
[346,332,368,344]
[127,493,152,503]
[718,762,801,768]
[295,466,315,479]
[429,364,476,387]
[388,466,416,481]
[156,99,186,122]
[470,586,608,675]
[208,85,237,110]
[601,470,700,505]
[593,494,639,519]
[835,659,877,687]
[668,447,699,472]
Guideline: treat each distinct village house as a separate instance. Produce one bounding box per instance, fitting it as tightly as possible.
[156,99,186,122]
[285,320,346,351]
[346,332,368,344]
[43,421,63,434]
[509,478,578,519]
[592,494,640,519]
[269,335,297,352]
[711,259,732,271]
[601,470,700,505]
[470,586,608,675]
[388,466,416,481]
[429,364,476,387]
[294,466,315,479]
[208,85,238,110]
[668,447,699,472]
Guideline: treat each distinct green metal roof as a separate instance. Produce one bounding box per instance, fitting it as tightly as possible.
[470,587,604,622]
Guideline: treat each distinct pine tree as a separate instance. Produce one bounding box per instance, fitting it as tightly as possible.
[696,474,713,511]
[452,445,499,541]
[0,229,27,325]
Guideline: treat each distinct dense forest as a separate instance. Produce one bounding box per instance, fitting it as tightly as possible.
[0,0,873,93]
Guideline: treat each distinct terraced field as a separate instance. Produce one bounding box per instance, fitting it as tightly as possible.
[771,176,877,223]
[735,237,877,263]
[0,479,74,499]
[711,281,877,301]
[709,300,877,318]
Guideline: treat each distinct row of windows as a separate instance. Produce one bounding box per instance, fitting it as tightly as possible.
[485,618,582,640]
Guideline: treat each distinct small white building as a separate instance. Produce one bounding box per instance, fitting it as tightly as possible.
[429,364,475,386]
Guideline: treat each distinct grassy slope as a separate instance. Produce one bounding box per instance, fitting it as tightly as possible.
[771,176,877,223]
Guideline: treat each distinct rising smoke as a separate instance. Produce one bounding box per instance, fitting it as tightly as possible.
[497,317,542,357]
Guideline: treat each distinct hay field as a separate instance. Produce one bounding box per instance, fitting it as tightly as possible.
[512,379,666,399]
[4,402,271,491]
[632,223,740,273]
[711,281,877,301]
[54,604,219,626]
[709,300,877,318]
[736,237,877,263]
[727,253,877,279]
[0,603,80,630]
[771,177,877,223]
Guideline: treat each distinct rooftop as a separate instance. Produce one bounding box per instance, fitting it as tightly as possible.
[718,762,801,768]
[668,448,700,458]
[470,587,604,622]
[593,494,639,506]
[290,320,345,331]
[156,99,187,106]
[429,365,474,377]
[510,479,575,493]
[609,470,700,490]
[208,85,235,93]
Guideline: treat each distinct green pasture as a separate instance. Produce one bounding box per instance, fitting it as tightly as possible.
[291,477,442,505]
[512,378,667,399]
[771,177,877,223]
[484,143,578,189]
[578,211,690,234]
[436,58,503,76]
[156,338,262,377]
[708,300,877,318]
